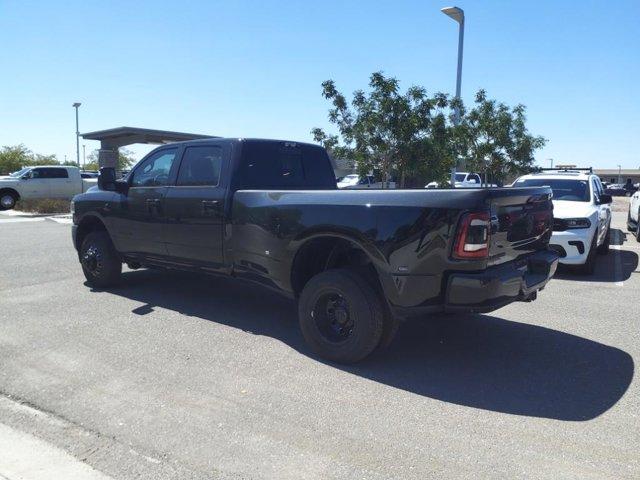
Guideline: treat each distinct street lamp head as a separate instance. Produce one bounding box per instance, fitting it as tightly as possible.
[441,6,464,23]
[72,102,81,108]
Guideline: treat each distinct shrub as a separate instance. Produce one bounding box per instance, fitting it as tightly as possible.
[15,198,71,214]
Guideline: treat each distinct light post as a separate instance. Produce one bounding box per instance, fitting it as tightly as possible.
[548,158,554,168]
[618,164,622,184]
[441,6,465,186]
[73,102,81,168]
[82,144,86,169]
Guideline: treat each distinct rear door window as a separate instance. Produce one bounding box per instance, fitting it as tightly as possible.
[176,146,223,187]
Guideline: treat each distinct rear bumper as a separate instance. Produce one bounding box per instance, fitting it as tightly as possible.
[443,250,559,313]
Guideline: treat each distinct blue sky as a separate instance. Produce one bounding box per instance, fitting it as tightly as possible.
[1,0,638,168]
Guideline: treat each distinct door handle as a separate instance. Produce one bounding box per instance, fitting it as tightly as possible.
[146,198,162,214]
[202,200,219,212]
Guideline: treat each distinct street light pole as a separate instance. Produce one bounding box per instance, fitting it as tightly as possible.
[441,6,465,185]
[548,158,554,168]
[618,164,622,184]
[73,102,81,168]
[82,144,86,169]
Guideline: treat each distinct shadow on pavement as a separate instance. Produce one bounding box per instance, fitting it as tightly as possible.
[554,229,638,282]
[98,269,633,422]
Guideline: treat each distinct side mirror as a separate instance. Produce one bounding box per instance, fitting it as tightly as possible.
[98,167,116,191]
[98,168,129,194]
[598,194,613,204]
[21,173,31,180]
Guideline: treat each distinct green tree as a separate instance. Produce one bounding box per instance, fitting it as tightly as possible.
[457,89,546,183]
[312,72,456,187]
[85,147,137,171]
[0,144,59,174]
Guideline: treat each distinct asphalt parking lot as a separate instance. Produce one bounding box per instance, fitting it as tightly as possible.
[1,207,638,479]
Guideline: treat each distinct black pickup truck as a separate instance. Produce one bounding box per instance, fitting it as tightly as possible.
[71,138,558,363]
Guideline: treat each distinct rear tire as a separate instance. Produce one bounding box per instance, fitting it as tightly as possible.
[0,192,17,210]
[80,231,122,288]
[298,269,384,363]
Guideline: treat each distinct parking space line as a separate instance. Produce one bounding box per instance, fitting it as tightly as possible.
[0,217,46,224]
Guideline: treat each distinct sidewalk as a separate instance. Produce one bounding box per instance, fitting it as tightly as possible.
[0,423,112,480]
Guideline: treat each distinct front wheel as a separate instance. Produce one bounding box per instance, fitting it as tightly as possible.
[0,192,17,210]
[577,233,598,275]
[80,231,122,288]
[298,269,384,363]
[597,224,611,254]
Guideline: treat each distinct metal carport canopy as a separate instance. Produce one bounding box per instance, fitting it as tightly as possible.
[81,126,217,149]
[81,126,217,168]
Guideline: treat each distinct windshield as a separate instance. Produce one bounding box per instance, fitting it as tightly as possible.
[454,173,467,182]
[514,178,591,202]
[9,167,31,177]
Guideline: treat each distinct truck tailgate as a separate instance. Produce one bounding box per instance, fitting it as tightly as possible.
[487,187,554,266]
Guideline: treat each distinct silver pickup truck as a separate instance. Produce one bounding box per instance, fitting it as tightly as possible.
[0,165,97,210]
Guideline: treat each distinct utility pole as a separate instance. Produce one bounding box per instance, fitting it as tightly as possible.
[441,6,465,186]
[73,102,81,168]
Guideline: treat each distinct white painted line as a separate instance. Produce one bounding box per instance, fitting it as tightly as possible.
[0,217,46,224]
[0,422,113,480]
[611,236,624,286]
[47,217,73,225]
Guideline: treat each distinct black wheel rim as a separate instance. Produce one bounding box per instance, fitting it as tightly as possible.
[81,244,104,277]
[312,292,354,343]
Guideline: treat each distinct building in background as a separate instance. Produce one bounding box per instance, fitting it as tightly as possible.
[593,169,640,185]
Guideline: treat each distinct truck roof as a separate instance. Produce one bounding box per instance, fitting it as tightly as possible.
[162,137,322,149]
[518,171,594,181]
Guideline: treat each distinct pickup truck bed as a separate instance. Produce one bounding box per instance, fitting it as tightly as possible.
[71,138,558,363]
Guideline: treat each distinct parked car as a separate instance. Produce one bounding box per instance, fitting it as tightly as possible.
[71,138,558,363]
[337,174,362,189]
[0,166,98,210]
[604,184,632,197]
[512,170,612,274]
[627,190,640,240]
[338,174,396,189]
[425,172,496,189]
[80,171,99,179]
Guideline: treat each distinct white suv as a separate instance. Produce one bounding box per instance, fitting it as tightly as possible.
[627,191,640,240]
[513,170,612,274]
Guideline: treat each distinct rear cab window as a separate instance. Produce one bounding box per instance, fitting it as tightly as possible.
[237,141,336,190]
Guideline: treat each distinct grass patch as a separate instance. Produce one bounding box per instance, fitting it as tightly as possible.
[15,198,71,214]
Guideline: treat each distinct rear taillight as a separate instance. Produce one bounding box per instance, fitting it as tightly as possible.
[453,212,490,259]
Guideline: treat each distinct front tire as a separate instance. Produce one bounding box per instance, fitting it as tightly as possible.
[597,224,611,254]
[298,269,384,363]
[0,192,17,210]
[80,231,122,288]
[577,233,598,275]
